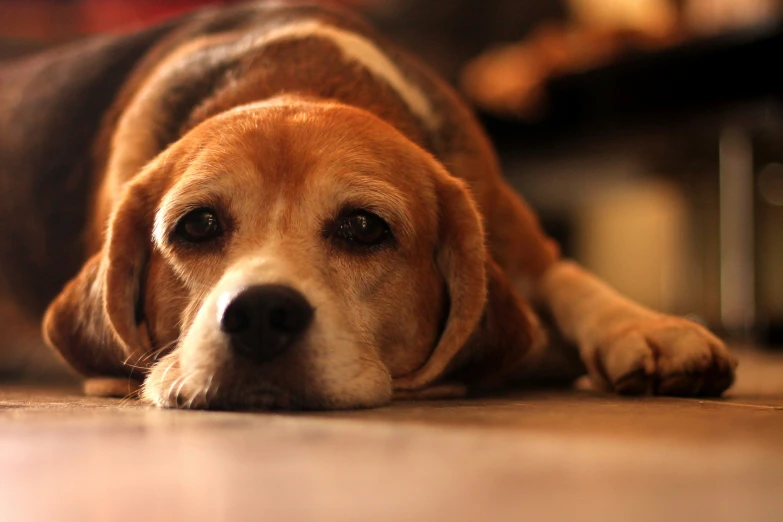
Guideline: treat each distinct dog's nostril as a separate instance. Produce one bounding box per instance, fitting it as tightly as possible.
[268,307,287,330]
[219,284,313,363]
[268,304,310,334]
[221,304,250,334]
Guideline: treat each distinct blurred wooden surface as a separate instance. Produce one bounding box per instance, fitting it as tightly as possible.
[1,347,782,522]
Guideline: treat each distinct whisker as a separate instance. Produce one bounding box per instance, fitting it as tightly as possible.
[207,382,221,409]
[201,372,216,409]
[140,339,180,362]
[166,373,187,407]
[122,349,147,368]
[118,388,141,407]
[182,370,210,410]
[157,360,177,398]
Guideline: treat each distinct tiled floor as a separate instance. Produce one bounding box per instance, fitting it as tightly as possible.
[1,347,782,522]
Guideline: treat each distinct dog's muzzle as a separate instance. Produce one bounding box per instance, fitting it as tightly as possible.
[218,284,314,363]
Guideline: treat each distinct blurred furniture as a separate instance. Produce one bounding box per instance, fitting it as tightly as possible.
[478,22,783,342]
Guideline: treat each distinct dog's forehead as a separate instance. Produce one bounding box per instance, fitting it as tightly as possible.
[179,101,439,194]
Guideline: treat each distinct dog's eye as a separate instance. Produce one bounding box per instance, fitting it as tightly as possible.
[334,210,390,248]
[175,208,222,243]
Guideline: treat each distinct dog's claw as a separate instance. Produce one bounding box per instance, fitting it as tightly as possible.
[613,368,652,395]
[697,366,735,397]
[656,372,704,397]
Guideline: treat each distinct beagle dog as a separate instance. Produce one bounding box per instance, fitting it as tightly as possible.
[0,1,736,410]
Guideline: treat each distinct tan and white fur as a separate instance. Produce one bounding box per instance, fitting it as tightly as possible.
[2,1,735,410]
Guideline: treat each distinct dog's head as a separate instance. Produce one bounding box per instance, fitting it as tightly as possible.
[43,99,540,409]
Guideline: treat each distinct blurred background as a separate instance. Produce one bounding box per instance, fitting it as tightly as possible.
[1,0,782,346]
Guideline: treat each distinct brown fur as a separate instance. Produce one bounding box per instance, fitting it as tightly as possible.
[0,1,735,409]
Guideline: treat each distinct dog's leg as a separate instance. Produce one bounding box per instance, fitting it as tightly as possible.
[443,108,736,395]
[536,261,736,396]
[484,180,737,397]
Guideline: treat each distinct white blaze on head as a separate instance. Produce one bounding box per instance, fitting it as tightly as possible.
[255,20,437,128]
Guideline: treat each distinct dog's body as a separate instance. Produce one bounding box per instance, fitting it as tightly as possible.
[0,1,735,409]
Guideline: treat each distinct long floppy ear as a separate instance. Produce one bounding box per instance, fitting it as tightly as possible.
[448,258,546,393]
[394,174,543,394]
[42,164,169,385]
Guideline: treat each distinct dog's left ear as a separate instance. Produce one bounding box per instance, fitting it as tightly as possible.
[42,161,170,381]
[394,172,542,395]
[448,258,545,392]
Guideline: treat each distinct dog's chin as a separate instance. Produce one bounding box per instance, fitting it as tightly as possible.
[140,350,393,411]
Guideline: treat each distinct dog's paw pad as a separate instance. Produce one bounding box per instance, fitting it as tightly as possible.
[596,318,737,397]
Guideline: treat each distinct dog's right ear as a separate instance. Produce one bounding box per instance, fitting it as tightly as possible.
[42,159,174,381]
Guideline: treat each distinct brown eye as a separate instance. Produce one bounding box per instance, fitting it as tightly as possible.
[334,210,391,248]
[175,208,221,243]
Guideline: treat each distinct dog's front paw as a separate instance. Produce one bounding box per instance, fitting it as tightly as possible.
[590,316,737,397]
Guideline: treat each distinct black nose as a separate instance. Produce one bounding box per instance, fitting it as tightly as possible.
[220,284,314,363]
